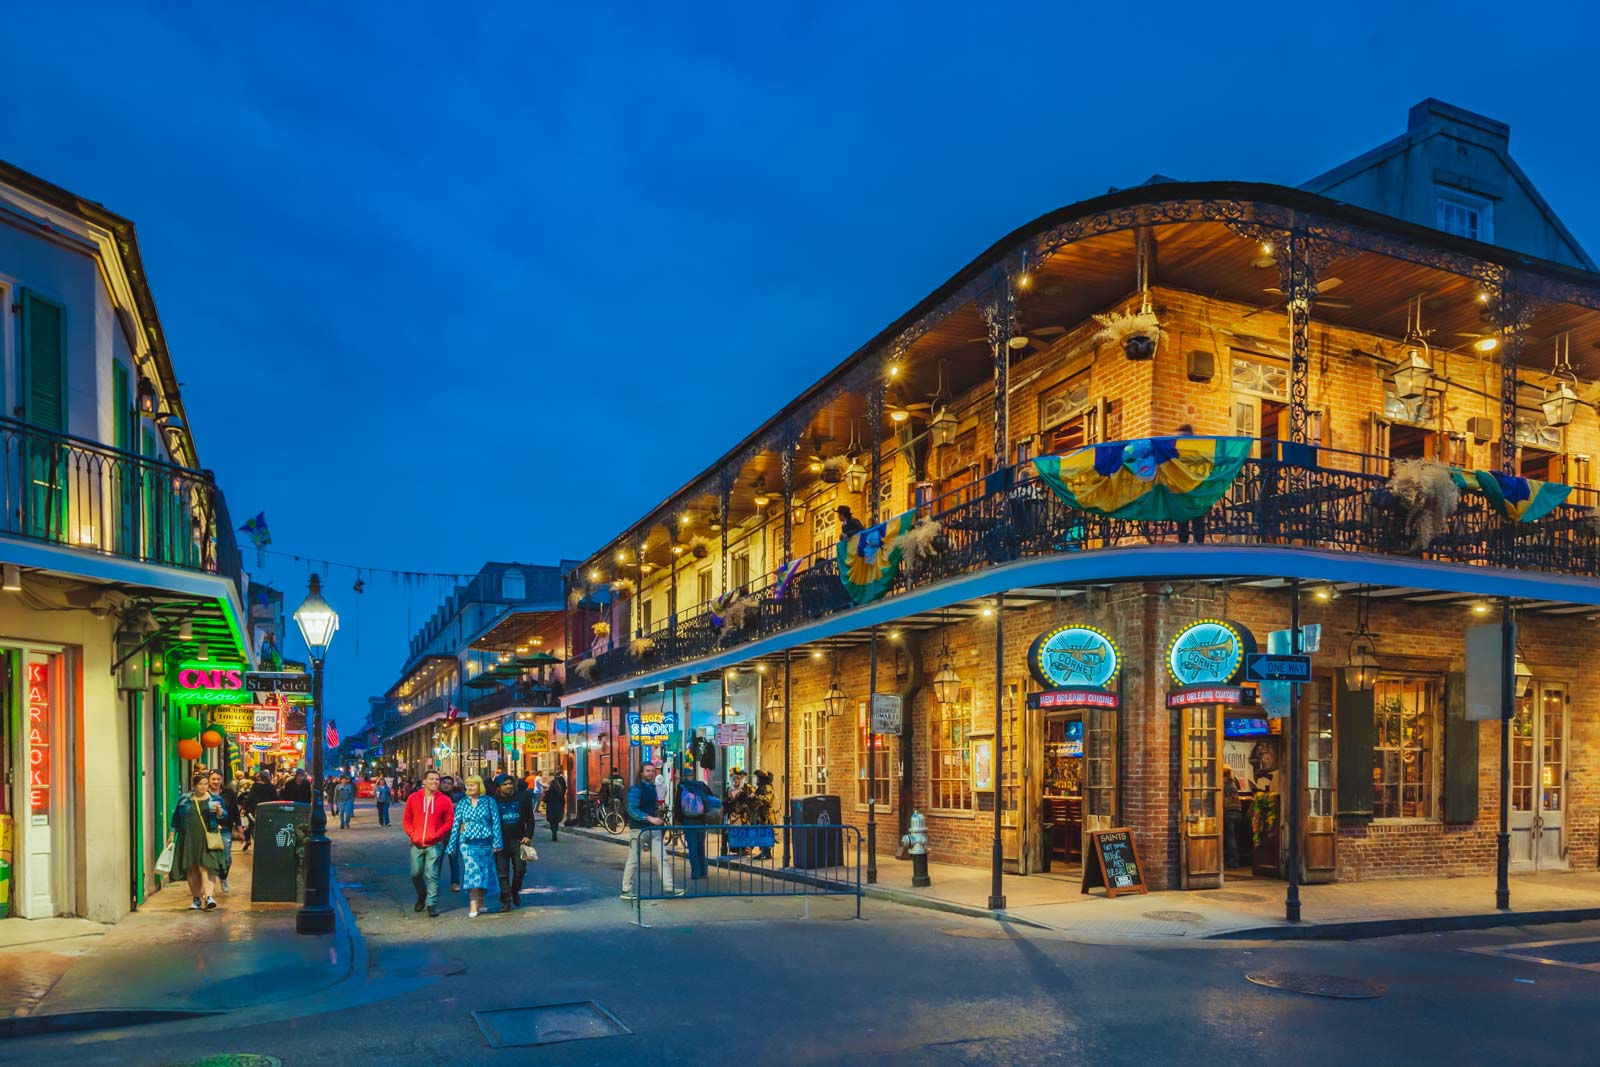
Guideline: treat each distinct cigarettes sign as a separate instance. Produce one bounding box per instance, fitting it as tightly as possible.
[626,708,678,745]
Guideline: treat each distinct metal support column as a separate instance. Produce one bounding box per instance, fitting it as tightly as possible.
[782,648,793,868]
[981,272,1015,466]
[988,591,1007,911]
[1285,578,1303,923]
[867,625,878,885]
[1284,232,1314,446]
[1497,597,1514,910]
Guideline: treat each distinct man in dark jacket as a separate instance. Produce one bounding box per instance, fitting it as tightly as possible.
[281,769,314,804]
[240,771,279,851]
[621,762,679,898]
[490,773,536,909]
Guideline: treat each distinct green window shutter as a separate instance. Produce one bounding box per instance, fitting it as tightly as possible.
[1335,672,1375,820]
[1442,671,1478,824]
[113,363,131,450]
[21,291,66,431]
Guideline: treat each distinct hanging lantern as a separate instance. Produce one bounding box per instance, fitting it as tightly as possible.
[1542,332,1579,428]
[1343,590,1380,692]
[1393,347,1432,401]
[823,651,849,718]
[1514,651,1534,698]
[844,458,868,494]
[136,374,158,416]
[765,692,783,725]
[931,408,958,447]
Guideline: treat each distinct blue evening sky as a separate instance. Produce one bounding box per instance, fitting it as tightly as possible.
[5,2,1597,721]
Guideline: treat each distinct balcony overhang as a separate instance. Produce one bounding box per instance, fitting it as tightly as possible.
[562,543,1600,706]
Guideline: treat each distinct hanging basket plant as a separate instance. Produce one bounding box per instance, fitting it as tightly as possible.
[591,620,611,638]
[690,535,711,559]
[1094,309,1163,360]
[820,456,848,484]
[1386,458,1460,549]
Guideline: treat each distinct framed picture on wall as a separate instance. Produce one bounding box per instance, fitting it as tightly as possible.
[970,732,995,792]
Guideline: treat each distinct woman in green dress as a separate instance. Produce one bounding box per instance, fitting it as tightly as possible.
[170,770,227,910]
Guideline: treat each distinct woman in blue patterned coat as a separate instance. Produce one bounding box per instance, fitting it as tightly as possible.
[446,774,503,916]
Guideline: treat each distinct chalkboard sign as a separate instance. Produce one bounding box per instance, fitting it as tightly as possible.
[1080,827,1148,899]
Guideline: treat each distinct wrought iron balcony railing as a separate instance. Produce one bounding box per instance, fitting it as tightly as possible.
[467,681,560,719]
[0,415,241,595]
[573,444,1600,691]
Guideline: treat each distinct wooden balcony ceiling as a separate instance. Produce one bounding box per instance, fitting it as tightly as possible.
[389,653,456,699]
[470,608,564,653]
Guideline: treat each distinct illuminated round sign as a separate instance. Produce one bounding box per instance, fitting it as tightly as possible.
[1027,625,1120,690]
[1166,619,1256,687]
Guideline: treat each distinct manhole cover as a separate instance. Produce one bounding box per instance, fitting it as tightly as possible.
[1199,890,1267,902]
[1143,910,1206,924]
[938,926,1018,940]
[161,1057,283,1067]
[473,1001,630,1048]
[1245,972,1385,999]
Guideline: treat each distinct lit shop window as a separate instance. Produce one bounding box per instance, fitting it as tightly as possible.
[1372,674,1441,821]
[800,709,827,795]
[856,702,898,810]
[929,690,972,812]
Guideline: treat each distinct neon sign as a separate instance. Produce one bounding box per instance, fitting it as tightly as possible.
[27,662,49,815]
[177,668,244,691]
[626,708,678,745]
[1166,619,1255,687]
[1027,625,1120,690]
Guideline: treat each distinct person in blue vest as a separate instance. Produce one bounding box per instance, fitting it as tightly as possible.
[677,775,722,880]
[621,762,681,899]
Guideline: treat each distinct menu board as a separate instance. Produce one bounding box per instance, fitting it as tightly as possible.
[1080,827,1148,898]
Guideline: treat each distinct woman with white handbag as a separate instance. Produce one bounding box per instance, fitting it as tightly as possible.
[167,770,228,910]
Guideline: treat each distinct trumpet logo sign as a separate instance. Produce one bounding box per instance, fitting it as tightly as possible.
[1027,625,1121,690]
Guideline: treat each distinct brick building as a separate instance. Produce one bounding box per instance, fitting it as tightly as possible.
[559,101,1600,896]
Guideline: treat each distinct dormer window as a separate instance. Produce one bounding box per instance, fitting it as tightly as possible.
[1436,188,1493,242]
[501,568,525,599]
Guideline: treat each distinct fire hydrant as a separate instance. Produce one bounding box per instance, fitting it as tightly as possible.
[901,810,931,887]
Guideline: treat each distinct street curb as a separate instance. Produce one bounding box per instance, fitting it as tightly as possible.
[1204,906,1600,941]
[566,825,1050,929]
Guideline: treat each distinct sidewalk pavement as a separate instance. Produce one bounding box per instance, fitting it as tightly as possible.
[1,835,360,1032]
[569,824,1600,941]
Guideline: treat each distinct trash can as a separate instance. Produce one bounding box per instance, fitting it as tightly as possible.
[789,794,844,869]
[251,801,309,903]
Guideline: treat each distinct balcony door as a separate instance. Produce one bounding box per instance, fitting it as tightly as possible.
[1511,681,1568,871]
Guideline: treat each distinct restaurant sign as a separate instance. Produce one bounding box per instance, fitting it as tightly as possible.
[1166,685,1258,709]
[1166,619,1256,687]
[626,708,678,745]
[1029,688,1119,710]
[1026,625,1120,690]
[522,731,550,754]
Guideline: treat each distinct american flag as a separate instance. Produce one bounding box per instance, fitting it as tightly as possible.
[326,720,339,749]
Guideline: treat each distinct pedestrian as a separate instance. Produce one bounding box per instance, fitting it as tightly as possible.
[749,769,777,861]
[402,769,453,917]
[621,761,680,899]
[440,775,465,890]
[676,774,721,880]
[374,778,393,827]
[336,777,356,829]
[836,504,865,540]
[446,775,503,918]
[543,768,567,841]
[208,770,240,892]
[490,773,536,909]
[169,770,226,910]
[1223,764,1243,868]
[281,769,313,805]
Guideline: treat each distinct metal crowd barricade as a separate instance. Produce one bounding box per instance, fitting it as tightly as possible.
[627,822,862,926]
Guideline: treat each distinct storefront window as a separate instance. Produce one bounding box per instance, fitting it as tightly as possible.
[799,709,826,795]
[929,690,972,812]
[1084,707,1115,819]
[856,703,898,809]
[1307,677,1334,822]
[1373,675,1441,820]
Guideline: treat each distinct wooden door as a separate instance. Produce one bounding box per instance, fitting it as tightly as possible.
[1302,675,1337,883]
[1082,706,1117,833]
[1180,705,1223,889]
[1000,682,1031,873]
[1023,694,1046,874]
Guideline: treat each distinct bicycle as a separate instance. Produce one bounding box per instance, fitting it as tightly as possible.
[600,794,626,835]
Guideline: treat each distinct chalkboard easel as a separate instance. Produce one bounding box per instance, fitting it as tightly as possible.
[1080,827,1148,899]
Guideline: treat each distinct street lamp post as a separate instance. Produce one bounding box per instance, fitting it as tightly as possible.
[294,574,340,936]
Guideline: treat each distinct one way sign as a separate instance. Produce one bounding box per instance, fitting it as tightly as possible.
[1245,653,1311,683]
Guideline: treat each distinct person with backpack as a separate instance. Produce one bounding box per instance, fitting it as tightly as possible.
[677,775,722,880]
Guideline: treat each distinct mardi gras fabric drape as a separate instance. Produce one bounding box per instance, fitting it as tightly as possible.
[1032,437,1252,522]
[1451,469,1571,523]
[837,510,916,605]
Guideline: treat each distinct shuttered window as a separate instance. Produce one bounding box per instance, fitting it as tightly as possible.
[21,292,66,431]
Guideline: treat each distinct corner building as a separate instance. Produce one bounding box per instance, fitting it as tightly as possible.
[560,101,1600,892]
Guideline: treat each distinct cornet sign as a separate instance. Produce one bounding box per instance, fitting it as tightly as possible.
[1027,625,1120,690]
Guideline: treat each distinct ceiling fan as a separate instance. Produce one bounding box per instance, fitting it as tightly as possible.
[1261,276,1351,309]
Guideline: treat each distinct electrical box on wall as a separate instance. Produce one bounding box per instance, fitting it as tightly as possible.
[1187,349,1215,382]
[1467,416,1494,443]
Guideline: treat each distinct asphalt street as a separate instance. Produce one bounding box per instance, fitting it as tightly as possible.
[14,804,1599,1066]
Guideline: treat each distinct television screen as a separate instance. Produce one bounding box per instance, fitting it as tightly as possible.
[1224,717,1270,738]
[1064,720,1083,742]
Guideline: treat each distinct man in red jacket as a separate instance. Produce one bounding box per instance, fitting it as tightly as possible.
[403,770,454,917]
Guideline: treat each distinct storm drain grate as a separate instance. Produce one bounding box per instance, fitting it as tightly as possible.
[1143,910,1206,924]
[1246,972,1386,999]
[473,1001,631,1048]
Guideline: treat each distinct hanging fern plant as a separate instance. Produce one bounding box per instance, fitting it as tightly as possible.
[1386,458,1460,549]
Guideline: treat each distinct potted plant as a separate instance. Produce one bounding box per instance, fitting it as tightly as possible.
[1094,308,1163,361]
[1251,790,1281,877]
[1386,458,1460,549]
